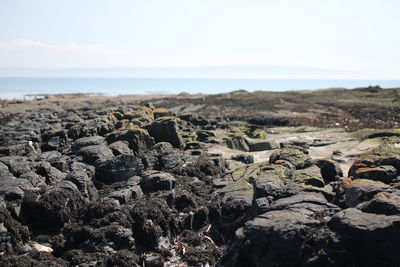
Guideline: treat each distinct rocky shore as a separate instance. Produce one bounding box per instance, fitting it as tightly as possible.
[0,88,400,266]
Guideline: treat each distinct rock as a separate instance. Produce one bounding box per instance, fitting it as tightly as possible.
[316,159,343,183]
[108,176,143,204]
[19,171,45,186]
[0,175,32,200]
[66,170,98,201]
[328,208,400,265]
[246,139,279,151]
[36,151,63,163]
[250,165,289,199]
[224,208,332,267]
[268,192,340,216]
[106,129,155,155]
[153,108,173,119]
[353,165,397,184]
[109,141,132,156]
[32,162,66,185]
[341,178,390,207]
[70,162,95,179]
[252,197,270,216]
[269,146,313,169]
[96,155,144,184]
[140,170,176,193]
[231,154,254,164]
[0,161,9,175]
[77,145,115,166]
[31,243,53,253]
[292,165,325,187]
[41,136,61,151]
[142,142,186,170]
[376,156,400,174]
[146,117,183,149]
[213,179,254,205]
[71,136,106,151]
[223,135,249,152]
[0,156,31,177]
[357,191,400,215]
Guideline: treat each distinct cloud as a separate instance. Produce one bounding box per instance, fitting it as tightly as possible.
[0,39,125,55]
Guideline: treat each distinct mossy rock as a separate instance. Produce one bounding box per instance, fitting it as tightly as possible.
[269,146,313,169]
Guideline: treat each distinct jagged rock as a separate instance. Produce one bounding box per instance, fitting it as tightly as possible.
[292,165,325,187]
[327,208,400,265]
[0,156,31,177]
[142,142,186,170]
[223,135,249,152]
[36,151,63,163]
[66,170,98,201]
[250,164,290,199]
[316,159,343,183]
[71,136,106,151]
[96,155,144,184]
[246,139,279,151]
[269,146,313,169]
[32,162,66,185]
[140,170,176,193]
[106,129,155,155]
[146,117,183,149]
[357,191,400,215]
[109,141,132,156]
[353,165,397,184]
[0,175,33,200]
[108,176,143,204]
[231,154,254,164]
[341,178,390,207]
[41,136,61,151]
[77,145,115,166]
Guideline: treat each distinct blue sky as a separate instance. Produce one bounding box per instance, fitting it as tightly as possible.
[0,0,399,79]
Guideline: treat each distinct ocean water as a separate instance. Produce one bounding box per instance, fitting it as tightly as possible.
[0,77,399,99]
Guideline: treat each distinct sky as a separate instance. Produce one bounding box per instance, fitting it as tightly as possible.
[0,0,399,79]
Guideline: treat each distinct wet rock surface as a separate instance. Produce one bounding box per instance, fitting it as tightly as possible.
[0,93,399,266]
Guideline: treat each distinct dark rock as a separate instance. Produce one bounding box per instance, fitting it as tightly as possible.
[342,178,390,207]
[247,139,279,151]
[77,145,115,166]
[140,170,176,193]
[69,161,95,179]
[250,165,289,199]
[36,151,63,163]
[357,191,400,215]
[252,197,270,216]
[106,129,155,155]
[328,208,400,265]
[292,165,325,187]
[0,156,31,177]
[41,136,61,151]
[65,170,98,201]
[109,176,143,204]
[146,117,183,149]
[71,136,106,151]
[231,154,254,164]
[316,159,343,183]
[354,165,397,184]
[0,175,32,200]
[109,140,132,156]
[142,142,186,170]
[32,162,66,185]
[269,146,313,169]
[96,155,144,184]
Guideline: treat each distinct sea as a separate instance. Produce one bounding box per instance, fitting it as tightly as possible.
[0,77,399,100]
